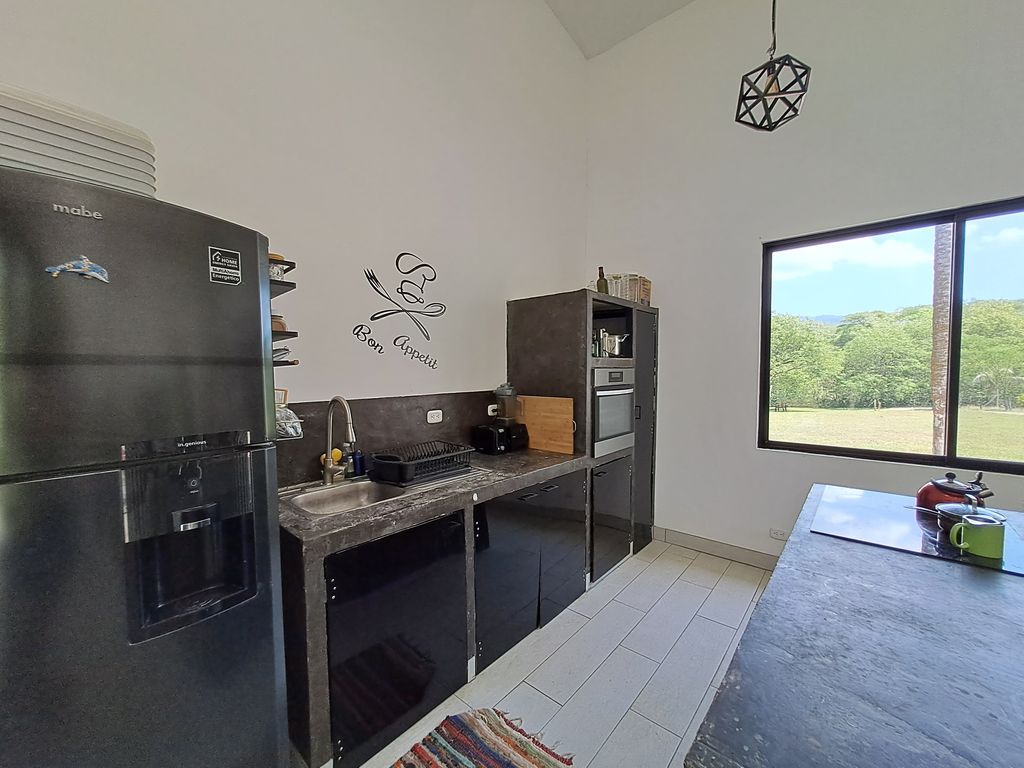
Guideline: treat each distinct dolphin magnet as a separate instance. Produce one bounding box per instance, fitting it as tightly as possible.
[45,256,110,283]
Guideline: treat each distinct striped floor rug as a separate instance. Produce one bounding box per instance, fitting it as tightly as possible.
[393,708,573,768]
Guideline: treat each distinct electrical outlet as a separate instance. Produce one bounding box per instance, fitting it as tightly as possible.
[426,409,443,424]
[487,404,498,417]
[769,528,789,542]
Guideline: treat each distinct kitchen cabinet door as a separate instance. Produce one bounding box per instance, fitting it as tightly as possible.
[533,471,587,625]
[474,470,587,672]
[473,494,542,672]
[633,310,658,555]
[324,513,467,768]
[592,456,632,582]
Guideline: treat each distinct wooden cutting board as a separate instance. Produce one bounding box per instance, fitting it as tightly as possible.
[518,395,574,455]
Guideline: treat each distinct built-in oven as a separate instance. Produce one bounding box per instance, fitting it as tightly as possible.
[592,367,635,458]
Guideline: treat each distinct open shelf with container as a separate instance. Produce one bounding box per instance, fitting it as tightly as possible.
[591,295,635,361]
[269,254,298,368]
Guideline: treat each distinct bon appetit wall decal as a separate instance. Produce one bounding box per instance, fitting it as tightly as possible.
[353,252,445,369]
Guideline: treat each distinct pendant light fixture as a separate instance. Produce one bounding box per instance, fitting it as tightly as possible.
[735,0,811,131]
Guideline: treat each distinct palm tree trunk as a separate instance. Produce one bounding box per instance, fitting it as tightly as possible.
[931,224,953,454]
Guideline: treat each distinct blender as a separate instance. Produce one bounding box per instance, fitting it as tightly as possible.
[470,382,530,454]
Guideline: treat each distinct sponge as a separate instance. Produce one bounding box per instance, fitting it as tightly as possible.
[319,448,343,465]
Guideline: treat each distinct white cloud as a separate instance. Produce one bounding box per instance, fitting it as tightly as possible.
[773,235,932,281]
[980,226,1024,245]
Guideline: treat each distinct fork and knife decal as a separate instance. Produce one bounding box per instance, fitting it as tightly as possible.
[364,252,446,341]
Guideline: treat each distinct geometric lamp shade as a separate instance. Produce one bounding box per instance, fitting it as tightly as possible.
[735,54,811,131]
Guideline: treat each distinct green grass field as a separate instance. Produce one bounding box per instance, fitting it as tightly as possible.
[769,407,1024,462]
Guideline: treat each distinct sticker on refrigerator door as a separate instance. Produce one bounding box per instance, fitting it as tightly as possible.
[209,247,241,285]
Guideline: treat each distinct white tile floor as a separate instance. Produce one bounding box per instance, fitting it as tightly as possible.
[361,543,771,768]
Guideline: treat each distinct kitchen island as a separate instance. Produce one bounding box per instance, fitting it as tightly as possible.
[685,483,1024,768]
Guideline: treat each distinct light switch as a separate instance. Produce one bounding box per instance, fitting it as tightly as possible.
[426,409,443,424]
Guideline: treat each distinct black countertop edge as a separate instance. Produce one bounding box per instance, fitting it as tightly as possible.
[277,450,591,557]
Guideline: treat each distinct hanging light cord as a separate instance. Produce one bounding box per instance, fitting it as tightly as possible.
[767,0,778,59]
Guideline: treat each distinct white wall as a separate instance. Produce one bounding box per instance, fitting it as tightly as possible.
[6,0,1022,556]
[0,0,586,401]
[586,0,1024,554]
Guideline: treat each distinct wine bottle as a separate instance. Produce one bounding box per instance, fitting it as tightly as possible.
[596,266,609,294]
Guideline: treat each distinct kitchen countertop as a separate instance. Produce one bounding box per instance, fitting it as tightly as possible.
[278,449,593,768]
[278,449,590,557]
[684,483,1024,768]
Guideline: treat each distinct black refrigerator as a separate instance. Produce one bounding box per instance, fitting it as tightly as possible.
[0,167,288,768]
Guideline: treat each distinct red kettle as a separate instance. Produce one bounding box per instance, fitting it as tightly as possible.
[916,471,994,511]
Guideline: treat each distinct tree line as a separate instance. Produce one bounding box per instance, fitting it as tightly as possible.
[770,299,1024,411]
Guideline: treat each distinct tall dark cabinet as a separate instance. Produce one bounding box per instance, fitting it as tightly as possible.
[633,309,658,551]
[507,289,659,577]
[323,513,468,768]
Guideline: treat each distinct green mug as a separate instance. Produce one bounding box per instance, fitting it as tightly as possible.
[949,514,1005,560]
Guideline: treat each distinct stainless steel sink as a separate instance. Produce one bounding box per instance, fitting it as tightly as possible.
[281,468,491,517]
[285,481,406,516]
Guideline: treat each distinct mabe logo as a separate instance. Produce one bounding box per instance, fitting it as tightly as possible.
[52,203,103,219]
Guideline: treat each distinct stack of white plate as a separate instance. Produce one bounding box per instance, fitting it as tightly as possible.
[0,83,155,197]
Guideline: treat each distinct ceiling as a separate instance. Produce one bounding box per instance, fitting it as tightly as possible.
[545,0,699,59]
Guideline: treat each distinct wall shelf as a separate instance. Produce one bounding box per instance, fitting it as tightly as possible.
[271,257,298,370]
[270,279,297,299]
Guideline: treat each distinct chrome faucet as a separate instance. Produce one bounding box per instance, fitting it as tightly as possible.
[324,395,357,485]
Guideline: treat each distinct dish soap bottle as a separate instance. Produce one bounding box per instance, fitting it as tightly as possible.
[596,266,609,294]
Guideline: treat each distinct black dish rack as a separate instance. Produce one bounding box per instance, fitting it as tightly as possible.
[368,441,475,487]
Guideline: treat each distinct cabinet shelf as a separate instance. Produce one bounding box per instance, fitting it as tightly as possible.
[591,357,634,368]
[589,289,652,312]
[270,279,296,299]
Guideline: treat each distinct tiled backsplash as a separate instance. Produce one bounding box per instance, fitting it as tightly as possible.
[276,390,493,487]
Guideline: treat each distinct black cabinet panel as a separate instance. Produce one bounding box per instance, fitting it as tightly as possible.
[474,497,542,672]
[633,310,658,555]
[475,470,586,672]
[592,457,632,581]
[324,513,467,768]
[533,474,588,626]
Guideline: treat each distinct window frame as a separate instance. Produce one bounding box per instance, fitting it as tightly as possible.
[758,194,1024,476]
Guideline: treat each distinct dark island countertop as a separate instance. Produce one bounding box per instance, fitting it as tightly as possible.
[278,449,591,558]
[685,483,1024,768]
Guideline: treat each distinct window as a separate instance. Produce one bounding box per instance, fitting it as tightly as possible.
[759,198,1024,473]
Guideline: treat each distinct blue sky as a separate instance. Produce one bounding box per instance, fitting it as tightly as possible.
[772,210,1024,318]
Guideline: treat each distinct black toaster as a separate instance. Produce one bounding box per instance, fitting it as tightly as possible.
[470,423,529,454]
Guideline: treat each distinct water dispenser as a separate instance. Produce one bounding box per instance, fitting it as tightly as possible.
[122,454,257,644]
